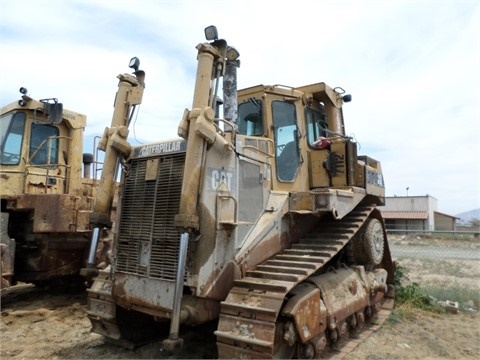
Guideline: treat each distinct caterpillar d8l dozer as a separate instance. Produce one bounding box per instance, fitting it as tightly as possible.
[86,26,395,359]
[0,57,145,290]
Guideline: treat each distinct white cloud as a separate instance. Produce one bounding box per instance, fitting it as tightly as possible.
[1,0,478,214]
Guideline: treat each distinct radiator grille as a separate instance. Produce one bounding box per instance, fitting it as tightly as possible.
[116,152,185,280]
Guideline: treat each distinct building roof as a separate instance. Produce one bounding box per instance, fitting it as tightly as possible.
[380,211,428,220]
[433,211,459,220]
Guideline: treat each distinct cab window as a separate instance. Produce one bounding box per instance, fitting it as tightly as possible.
[1,112,26,165]
[29,123,59,165]
[306,106,328,147]
[238,99,263,136]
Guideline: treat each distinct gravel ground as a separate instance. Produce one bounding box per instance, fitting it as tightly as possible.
[1,236,479,359]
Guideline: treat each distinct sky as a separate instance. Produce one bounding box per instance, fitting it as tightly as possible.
[1,0,479,216]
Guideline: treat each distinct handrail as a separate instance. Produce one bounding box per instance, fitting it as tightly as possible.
[93,135,103,179]
[241,135,275,158]
[29,135,70,165]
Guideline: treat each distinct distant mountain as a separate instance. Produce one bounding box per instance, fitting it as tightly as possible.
[456,208,480,224]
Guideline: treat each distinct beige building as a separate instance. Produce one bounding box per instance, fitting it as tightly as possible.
[379,195,457,232]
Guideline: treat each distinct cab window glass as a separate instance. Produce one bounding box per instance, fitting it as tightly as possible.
[29,123,59,165]
[238,99,263,136]
[306,106,328,147]
[272,101,300,182]
[1,112,26,165]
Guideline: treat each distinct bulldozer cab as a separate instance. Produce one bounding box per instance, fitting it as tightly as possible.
[1,92,87,197]
[237,83,385,208]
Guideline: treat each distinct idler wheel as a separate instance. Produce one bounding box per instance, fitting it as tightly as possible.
[354,218,385,266]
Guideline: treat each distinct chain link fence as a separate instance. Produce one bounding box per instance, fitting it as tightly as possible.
[386,232,480,311]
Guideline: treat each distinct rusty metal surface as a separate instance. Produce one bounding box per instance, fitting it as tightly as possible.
[309,268,370,327]
[13,235,89,283]
[86,269,126,345]
[215,205,394,359]
[281,285,323,343]
[12,194,93,233]
[4,193,93,283]
[112,272,176,312]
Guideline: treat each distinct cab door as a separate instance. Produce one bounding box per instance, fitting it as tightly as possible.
[0,111,27,196]
[269,98,310,192]
[24,117,68,195]
[272,100,300,183]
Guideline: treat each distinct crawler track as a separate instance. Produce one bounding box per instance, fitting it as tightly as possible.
[215,205,394,359]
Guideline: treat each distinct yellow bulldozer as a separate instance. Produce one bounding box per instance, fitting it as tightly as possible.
[87,26,395,358]
[0,57,145,290]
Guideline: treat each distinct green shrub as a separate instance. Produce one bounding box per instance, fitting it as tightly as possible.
[394,264,434,311]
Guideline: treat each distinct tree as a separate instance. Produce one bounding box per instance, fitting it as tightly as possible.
[468,218,480,238]
[468,218,480,228]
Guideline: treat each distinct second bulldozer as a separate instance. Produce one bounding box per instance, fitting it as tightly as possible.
[1,58,145,290]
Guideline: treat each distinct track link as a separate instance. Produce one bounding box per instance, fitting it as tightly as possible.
[215,205,392,359]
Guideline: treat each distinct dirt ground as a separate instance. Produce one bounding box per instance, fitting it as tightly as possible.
[345,307,479,360]
[0,285,218,360]
[1,288,478,359]
[1,236,479,359]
